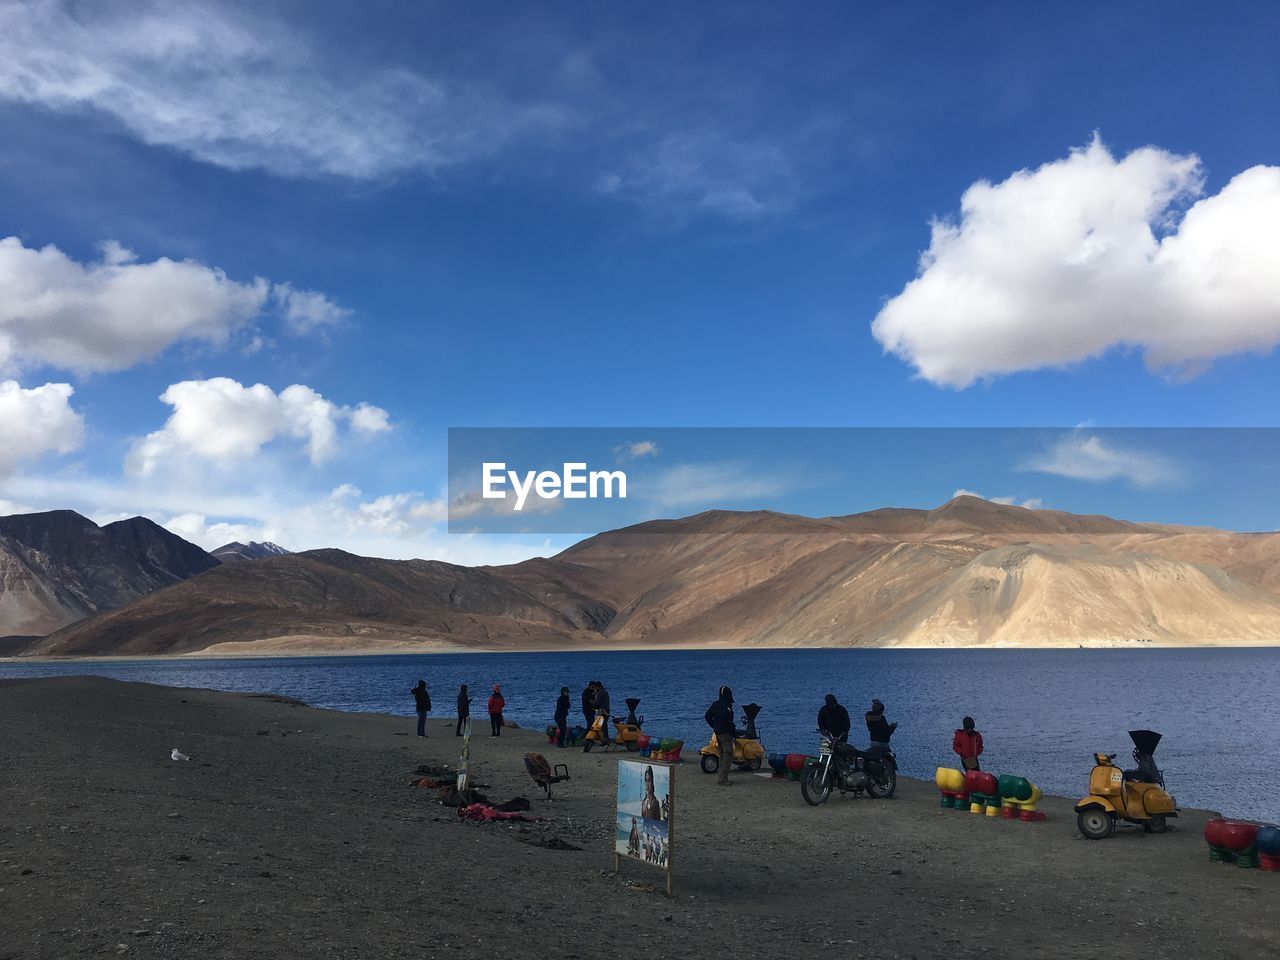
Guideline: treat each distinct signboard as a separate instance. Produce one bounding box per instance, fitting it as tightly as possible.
[614,758,675,896]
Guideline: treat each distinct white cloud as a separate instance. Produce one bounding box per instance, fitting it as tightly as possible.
[349,403,392,436]
[1023,433,1179,488]
[614,440,659,461]
[0,463,550,564]
[156,491,533,565]
[0,0,564,181]
[0,380,84,477]
[0,236,265,373]
[952,488,1043,509]
[273,283,351,334]
[872,137,1280,387]
[596,133,798,220]
[449,485,565,520]
[646,462,796,509]
[127,378,391,476]
[0,235,347,374]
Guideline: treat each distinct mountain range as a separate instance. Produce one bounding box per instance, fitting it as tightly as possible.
[0,511,220,643]
[5,496,1280,657]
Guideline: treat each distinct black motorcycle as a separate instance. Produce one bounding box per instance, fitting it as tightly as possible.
[800,729,897,806]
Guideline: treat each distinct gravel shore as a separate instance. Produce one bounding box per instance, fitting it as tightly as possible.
[1,676,1275,960]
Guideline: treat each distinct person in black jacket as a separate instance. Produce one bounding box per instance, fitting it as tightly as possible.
[581,682,596,728]
[704,685,736,785]
[411,679,432,737]
[456,684,472,737]
[553,687,571,747]
[817,693,850,742]
[865,698,897,747]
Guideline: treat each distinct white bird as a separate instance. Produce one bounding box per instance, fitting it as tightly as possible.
[171,748,190,761]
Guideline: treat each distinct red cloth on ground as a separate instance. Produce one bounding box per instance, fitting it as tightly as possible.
[457,803,543,823]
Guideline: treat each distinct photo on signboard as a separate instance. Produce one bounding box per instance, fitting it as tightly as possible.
[615,760,671,867]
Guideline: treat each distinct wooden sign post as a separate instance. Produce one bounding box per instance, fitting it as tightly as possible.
[456,718,471,791]
[614,758,675,896]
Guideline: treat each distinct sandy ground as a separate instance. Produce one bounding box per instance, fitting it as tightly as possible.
[1,677,1277,960]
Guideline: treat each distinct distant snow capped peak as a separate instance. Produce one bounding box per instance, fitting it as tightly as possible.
[211,541,292,562]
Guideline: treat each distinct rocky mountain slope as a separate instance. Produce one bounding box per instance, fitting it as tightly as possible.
[32,548,612,656]
[0,511,220,637]
[16,496,1280,656]
[211,541,292,562]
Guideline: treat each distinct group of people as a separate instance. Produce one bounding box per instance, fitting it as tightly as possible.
[813,692,984,768]
[410,680,507,738]
[414,678,986,771]
[814,693,897,747]
[626,819,669,865]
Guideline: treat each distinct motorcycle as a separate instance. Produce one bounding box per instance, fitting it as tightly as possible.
[699,703,767,774]
[1074,729,1178,839]
[800,729,897,806]
[582,697,645,752]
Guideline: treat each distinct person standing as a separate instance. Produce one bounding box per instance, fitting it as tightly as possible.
[581,682,595,729]
[554,687,571,747]
[817,693,850,742]
[456,684,471,737]
[488,684,506,737]
[704,685,736,786]
[864,698,897,748]
[953,716,984,771]
[411,679,432,737]
[593,681,611,733]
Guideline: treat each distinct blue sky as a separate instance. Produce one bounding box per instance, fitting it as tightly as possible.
[1,1,1278,560]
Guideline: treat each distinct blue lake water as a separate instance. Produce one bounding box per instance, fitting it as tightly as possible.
[3,647,1276,821]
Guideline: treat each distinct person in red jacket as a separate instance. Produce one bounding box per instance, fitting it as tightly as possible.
[953,716,983,770]
[487,684,506,737]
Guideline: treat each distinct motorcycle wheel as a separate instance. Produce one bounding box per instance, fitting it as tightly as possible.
[867,764,897,799]
[1077,809,1115,840]
[748,757,762,771]
[800,765,832,806]
[625,740,638,752]
[1144,815,1168,834]
[699,754,719,775]
[582,740,594,753]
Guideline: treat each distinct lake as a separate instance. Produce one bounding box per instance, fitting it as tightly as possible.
[2,647,1275,821]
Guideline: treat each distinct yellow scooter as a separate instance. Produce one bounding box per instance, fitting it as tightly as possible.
[1075,729,1178,839]
[699,704,766,774]
[582,698,644,753]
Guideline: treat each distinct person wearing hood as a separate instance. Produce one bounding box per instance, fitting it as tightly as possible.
[554,687,571,747]
[704,685,736,785]
[581,682,596,728]
[411,679,432,737]
[456,684,471,737]
[864,699,897,748]
[593,681,611,719]
[953,716,984,771]
[487,684,506,737]
[817,694,850,743]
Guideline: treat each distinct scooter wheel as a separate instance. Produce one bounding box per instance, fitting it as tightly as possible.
[625,740,638,752]
[1144,815,1168,834]
[582,741,593,753]
[747,758,762,771]
[699,754,719,775]
[1077,809,1115,840]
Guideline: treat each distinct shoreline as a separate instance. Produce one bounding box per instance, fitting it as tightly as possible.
[5,638,1280,664]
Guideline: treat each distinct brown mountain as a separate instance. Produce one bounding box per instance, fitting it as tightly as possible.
[0,511,220,638]
[19,497,1280,656]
